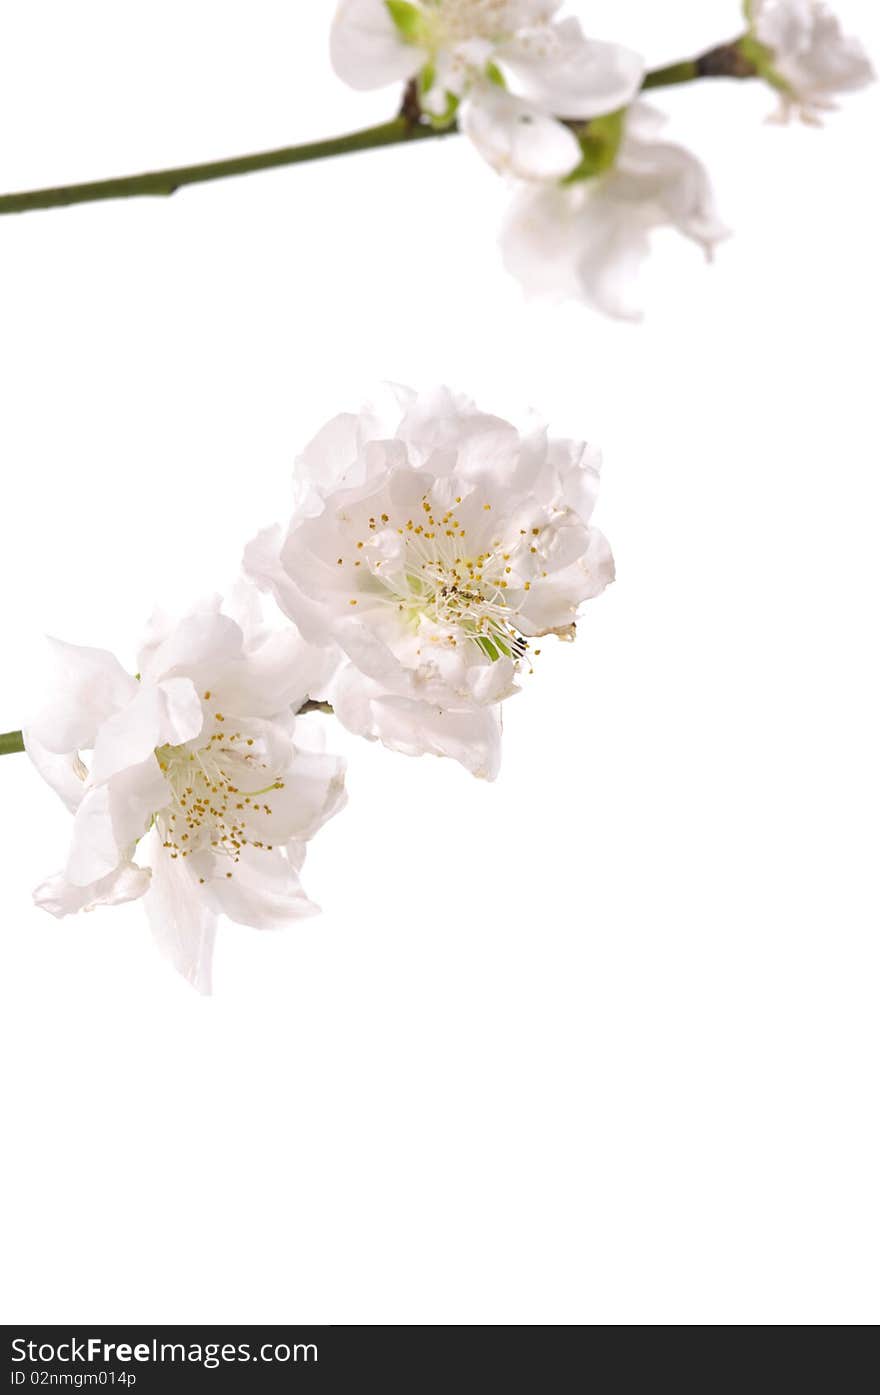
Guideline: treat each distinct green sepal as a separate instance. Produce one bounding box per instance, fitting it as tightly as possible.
[385,1,424,43]
[561,108,626,186]
[427,92,460,128]
[736,32,791,95]
[417,67,460,128]
[737,33,776,77]
[485,61,506,89]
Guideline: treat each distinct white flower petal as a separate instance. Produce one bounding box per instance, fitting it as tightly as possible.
[296,411,363,505]
[293,387,417,515]
[214,628,341,718]
[34,860,151,918]
[246,745,348,844]
[330,0,424,91]
[138,604,242,685]
[199,844,319,931]
[395,387,522,482]
[517,528,615,635]
[27,637,138,755]
[333,615,414,693]
[461,85,582,180]
[620,132,730,254]
[143,832,217,994]
[614,99,666,143]
[370,695,504,779]
[221,575,266,643]
[23,734,88,813]
[573,196,656,321]
[156,676,205,746]
[501,103,728,317]
[332,666,503,779]
[243,524,332,646]
[66,785,126,886]
[107,757,170,850]
[550,436,603,523]
[90,678,202,784]
[501,182,589,301]
[753,0,814,54]
[502,22,645,120]
[751,0,874,119]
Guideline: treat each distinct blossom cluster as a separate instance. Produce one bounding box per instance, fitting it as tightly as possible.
[331,0,873,317]
[17,4,875,990]
[27,388,613,990]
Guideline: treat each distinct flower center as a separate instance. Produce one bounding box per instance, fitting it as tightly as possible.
[154,712,284,869]
[421,1,549,46]
[346,494,532,662]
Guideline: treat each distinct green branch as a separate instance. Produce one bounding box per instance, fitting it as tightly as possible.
[641,59,699,90]
[0,118,455,216]
[0,41,752,218]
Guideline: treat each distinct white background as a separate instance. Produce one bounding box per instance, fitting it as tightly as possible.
[0,1,877,1325]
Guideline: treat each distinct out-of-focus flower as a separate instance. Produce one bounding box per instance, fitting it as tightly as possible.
[24,591,345,993]
[331,0,644,179]
[501,103,728,320]
[745,0,874,122]
[245,385,613,779]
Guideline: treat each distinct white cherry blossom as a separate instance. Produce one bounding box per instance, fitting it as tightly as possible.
[331,0,644,179]
[245,385,614,779]
[24,592,345,993]
[501,103,728,320]
[747,0,873,122]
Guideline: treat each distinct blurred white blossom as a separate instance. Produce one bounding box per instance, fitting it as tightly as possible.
[747,0,874,122]
[24,591,345,993]
[245,385,613,779]
[331,0,644,179]
[501,103,728,320]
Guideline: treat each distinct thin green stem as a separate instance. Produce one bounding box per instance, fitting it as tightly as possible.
[0,41,753,218]
[641,59,699,90]
[0,118,454,216]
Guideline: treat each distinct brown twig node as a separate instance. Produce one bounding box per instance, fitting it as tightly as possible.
[697,43,758,81]
[399,78,423,126]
